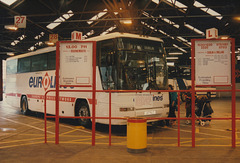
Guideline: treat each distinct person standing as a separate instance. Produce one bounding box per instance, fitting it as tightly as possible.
[166,84,177,126]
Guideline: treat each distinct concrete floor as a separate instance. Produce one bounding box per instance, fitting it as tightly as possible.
[0,97,240,162]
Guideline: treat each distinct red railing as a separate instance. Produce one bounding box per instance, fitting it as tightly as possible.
[44,88,239,147]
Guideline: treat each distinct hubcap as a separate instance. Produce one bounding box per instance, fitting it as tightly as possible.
[22,101,27,112]
[79,106,88,123]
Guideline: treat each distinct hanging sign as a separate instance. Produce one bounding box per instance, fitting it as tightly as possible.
[49,34,58,43]
[206,28,218,39]
[195,39,231,86]
[59,41,93,86]
[14,15,26,28]
[71,31,82,41]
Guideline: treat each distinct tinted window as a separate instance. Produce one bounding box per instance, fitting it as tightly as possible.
[47,52,56,70]
[31,54,47,71]
[18,57,31,73]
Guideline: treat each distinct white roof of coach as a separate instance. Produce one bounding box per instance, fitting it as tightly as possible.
[7,32,163,60]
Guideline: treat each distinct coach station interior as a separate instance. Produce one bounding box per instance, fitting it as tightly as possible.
[1,0,240,162]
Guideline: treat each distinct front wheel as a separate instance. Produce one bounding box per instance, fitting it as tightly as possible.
[75,101,91,127]
[21,96,30,115]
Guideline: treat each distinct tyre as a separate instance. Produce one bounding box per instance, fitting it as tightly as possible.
[75,101,91,127]
[21,96,30,115]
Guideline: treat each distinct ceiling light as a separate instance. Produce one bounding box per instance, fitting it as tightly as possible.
[100,25,116,35]
[120,19,132,25]
[45,41,55,46]
[163,0,187,12]
[46,10,74,29]
[87,9,108,25]
[184,23,204,35]
[167,62,175,66]
[193,1,222,20]
[0,0,17,6]
[4,25,18,30]
[168,52,183,55]
[7,52,15,56]
[166,57,179,60]
[220,36,229,40]
[173,44,187,53]
[234,17,240,21]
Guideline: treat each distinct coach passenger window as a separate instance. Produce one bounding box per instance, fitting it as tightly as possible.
[31,54,47,71]
[6,59,17,74]
[18,57,31,73]
[47,52,56,70]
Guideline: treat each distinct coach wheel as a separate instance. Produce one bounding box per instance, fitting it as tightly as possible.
[21,96,30,115]
[75,101,91,127]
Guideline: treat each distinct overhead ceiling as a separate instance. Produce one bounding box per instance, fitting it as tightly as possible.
[1,0,240,67]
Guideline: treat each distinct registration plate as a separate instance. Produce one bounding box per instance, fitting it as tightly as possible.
[144,110,156,115]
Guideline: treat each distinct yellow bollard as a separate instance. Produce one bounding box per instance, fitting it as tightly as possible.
[127,118,147,153]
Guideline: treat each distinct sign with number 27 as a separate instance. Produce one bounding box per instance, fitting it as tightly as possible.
[14,16,26,28]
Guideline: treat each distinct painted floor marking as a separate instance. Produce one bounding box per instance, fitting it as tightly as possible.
[1,117,55,135]
[0,141,44,149]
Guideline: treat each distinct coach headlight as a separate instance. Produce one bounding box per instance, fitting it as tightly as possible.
[119,107,135,112]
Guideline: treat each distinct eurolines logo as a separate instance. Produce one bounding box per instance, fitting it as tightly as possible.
[29,72,56,91]
[153,94,163,101]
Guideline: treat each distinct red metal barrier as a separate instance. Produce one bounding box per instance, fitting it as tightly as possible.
[44,88,239,147]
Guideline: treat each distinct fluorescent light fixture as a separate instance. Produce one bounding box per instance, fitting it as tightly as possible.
[142,11,159,23]
[184,23,205,35]
[45,41,55,46]
[173,44,187,53]
[82,30,94,39]
[62,10,74,19]
[141,21,173,39]
[11,34,26,46]
[46,10,74,29]
[166,57,179,60]
[7,52,15,56]
[28,46,35,51]
[152,0,160,4]
[100,25,117,35]
[34,32,45,40]
[120,19,132,24]
[177,36,191,46]
[18,35,26,40]
[193,1,222,20]
[87,9,108,25]
[159,15,180,28]
[164,0,187,12]
[168,52,183,55]
[4,25,18,30]
[167,62,175,66]
[220,36,229,40]
[0,0,17,6]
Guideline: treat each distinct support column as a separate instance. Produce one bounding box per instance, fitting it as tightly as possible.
[0,59,3,101]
